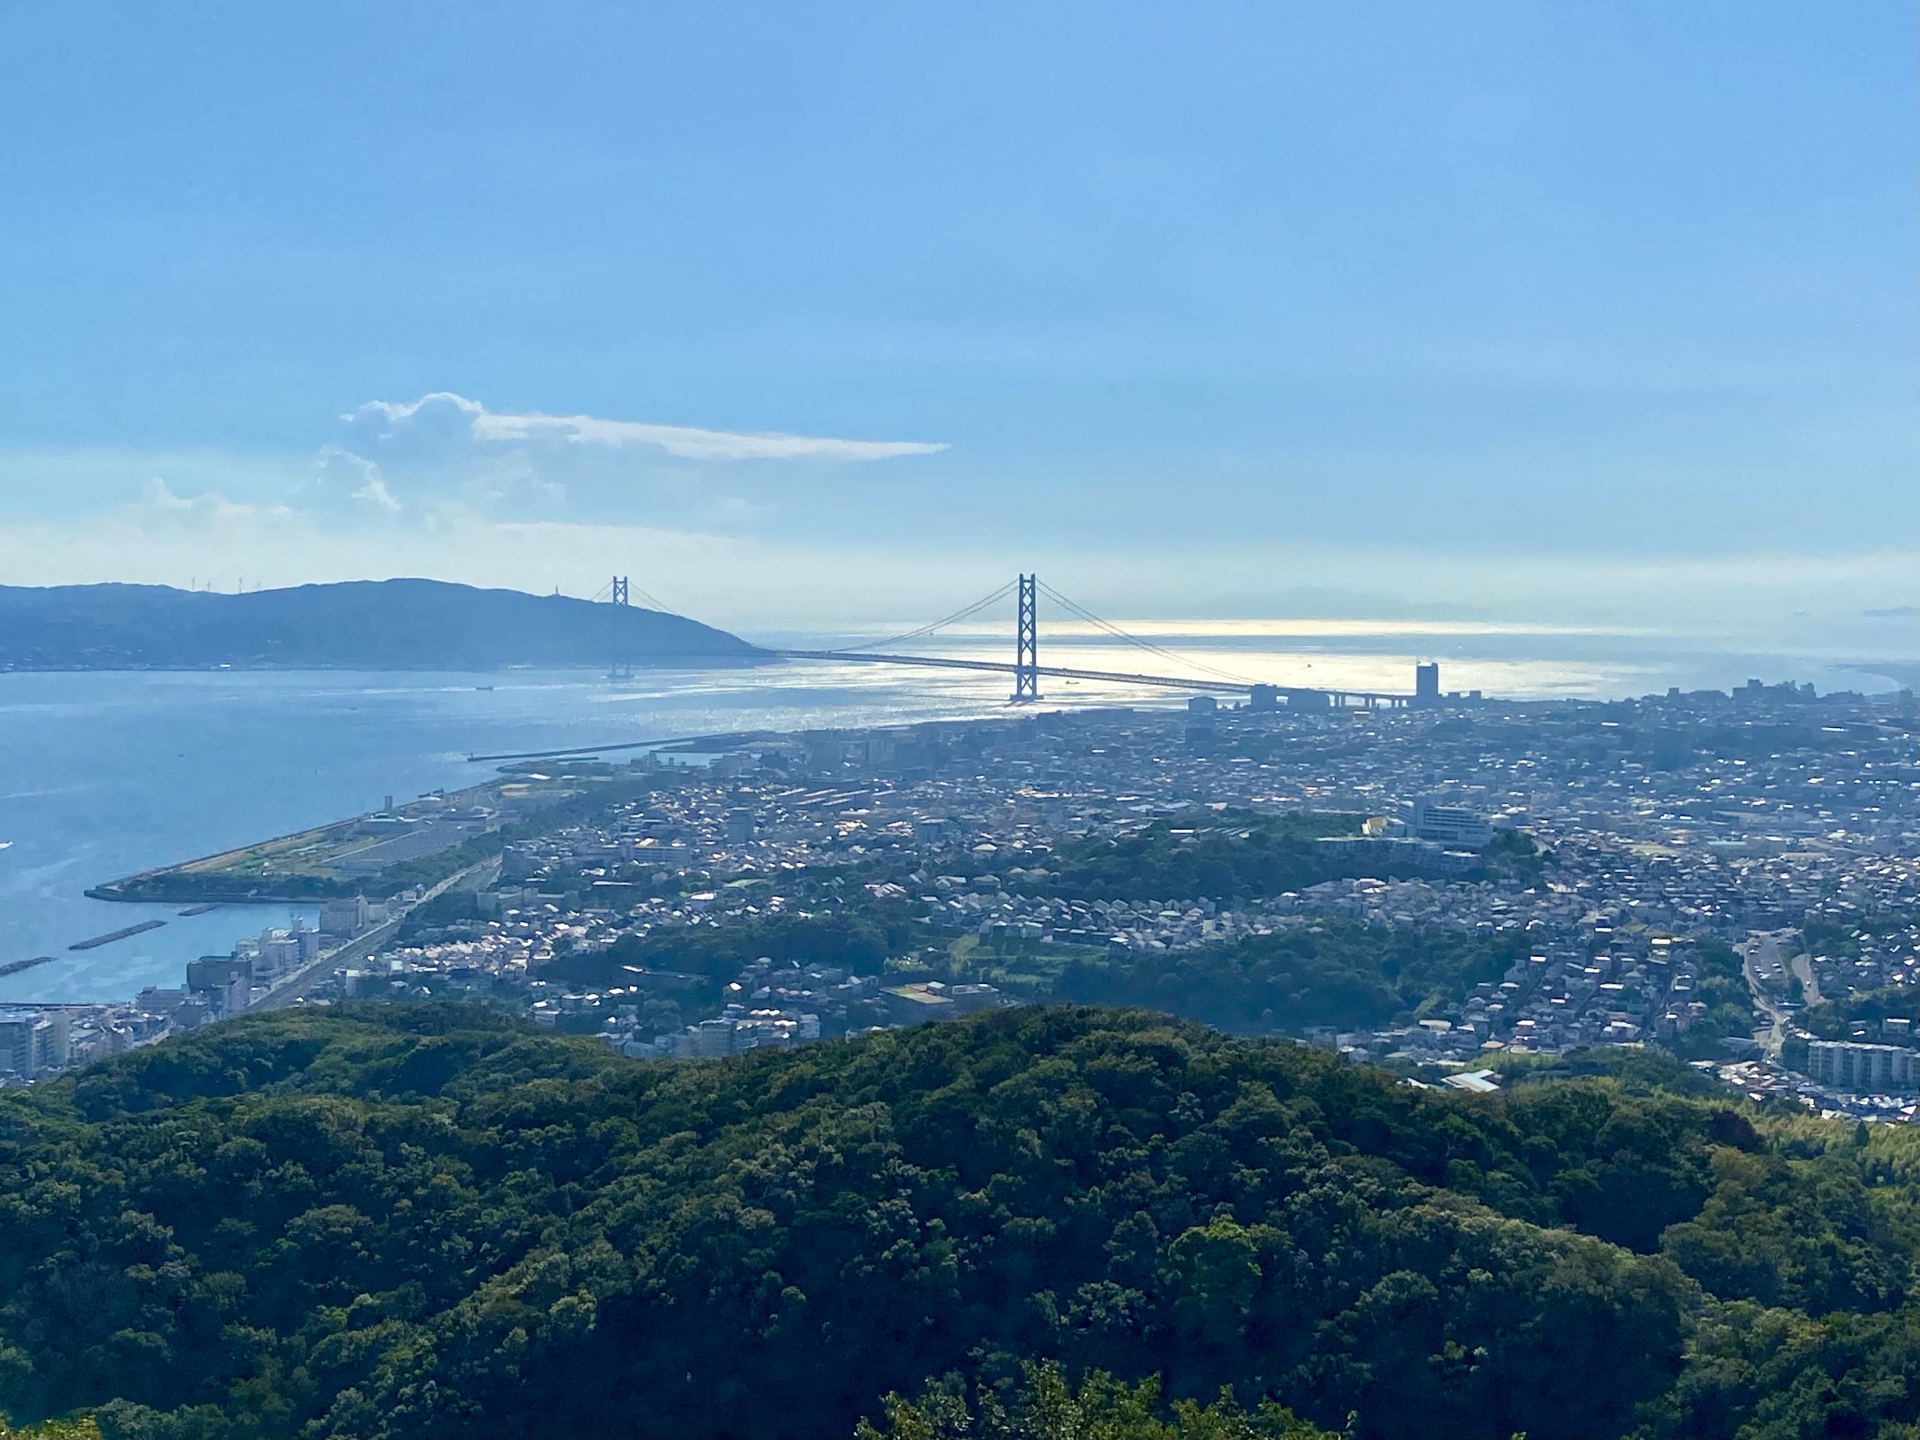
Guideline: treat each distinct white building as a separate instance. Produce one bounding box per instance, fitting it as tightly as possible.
[1803,1040,1919,1093]
[0,1011,71,1079]
[1411,796,1493,849]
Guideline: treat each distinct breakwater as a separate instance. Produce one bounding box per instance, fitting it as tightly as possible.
[69,919,167,951]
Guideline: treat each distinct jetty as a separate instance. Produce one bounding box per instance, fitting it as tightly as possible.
[69,919,166,951]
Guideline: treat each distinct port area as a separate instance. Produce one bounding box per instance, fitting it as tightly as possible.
[82,768,611,906]
[0,760,684,1084]
[250,858,501,1012]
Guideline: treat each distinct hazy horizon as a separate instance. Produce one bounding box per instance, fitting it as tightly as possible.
[1,4,1913,633]
[4,573,1914,698]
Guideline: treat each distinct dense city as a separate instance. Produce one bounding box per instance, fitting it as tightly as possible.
[14,674,1919,1121]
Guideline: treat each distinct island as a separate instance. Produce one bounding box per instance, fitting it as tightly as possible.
[0,578,762,670]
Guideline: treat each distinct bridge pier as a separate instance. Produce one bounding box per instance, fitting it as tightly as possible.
[1011,573,1039,702]
[771,575,1419,709]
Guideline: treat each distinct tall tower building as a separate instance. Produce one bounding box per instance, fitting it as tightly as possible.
[1415,662,1440,706]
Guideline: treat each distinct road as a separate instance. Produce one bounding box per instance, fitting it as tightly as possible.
[1790,951,1823,1008]
[777,650,1414,705]
[249,856,501,1012]
[1742,928,1800,1060]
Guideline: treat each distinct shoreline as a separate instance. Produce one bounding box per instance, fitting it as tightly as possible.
[0,655,772,675]
[83,760,679,908]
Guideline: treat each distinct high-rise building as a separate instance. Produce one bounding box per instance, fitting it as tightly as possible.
[1415,663,1441,706]
[0,1011,65,1078]
[251,928,303,978]
[320,895,372,937]
[186,957,254,1016]
[0,1015,35,1077]
[32,1013,69,1074]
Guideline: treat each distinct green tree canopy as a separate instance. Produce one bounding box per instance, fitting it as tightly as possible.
[0,1006,1909,1439]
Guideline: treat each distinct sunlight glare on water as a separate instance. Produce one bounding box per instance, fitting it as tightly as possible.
[0,611,1908,1002]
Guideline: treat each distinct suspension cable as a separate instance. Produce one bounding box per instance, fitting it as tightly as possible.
[1036,581,1256,685]
[838,580,1018,652]
[588,578,680,613]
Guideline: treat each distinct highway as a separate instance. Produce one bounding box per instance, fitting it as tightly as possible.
[459,653,1416,767]
[249,856,501,1012]
[775,649,1414,706]
[1743,927,1801,1060]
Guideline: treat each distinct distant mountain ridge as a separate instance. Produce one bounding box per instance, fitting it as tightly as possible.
[0,579,763,670]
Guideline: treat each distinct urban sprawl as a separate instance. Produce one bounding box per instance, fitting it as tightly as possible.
[10,674,1917,1122]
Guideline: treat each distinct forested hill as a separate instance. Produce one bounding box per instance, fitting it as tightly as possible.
[0,580,761,670]
[0,1007,1914,1440]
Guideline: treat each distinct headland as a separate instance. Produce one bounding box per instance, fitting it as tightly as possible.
[0,578,762,670]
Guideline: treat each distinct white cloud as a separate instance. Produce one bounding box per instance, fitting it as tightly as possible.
[138,477,214,512]
[5,401,1909,698]
[7,480,1914,644]
[300,446,404,513]
[355,473,403,511]
[346,391,947,462]
[349,392,485,427]
[133,477,284,527]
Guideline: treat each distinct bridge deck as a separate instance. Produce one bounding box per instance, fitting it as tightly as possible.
[776,650,1411,705]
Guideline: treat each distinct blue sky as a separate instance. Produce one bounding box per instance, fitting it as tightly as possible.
[0,2,1912,626]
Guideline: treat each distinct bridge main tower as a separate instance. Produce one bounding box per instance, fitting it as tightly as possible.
[1012,573,1039,702]
[608,576,632,680]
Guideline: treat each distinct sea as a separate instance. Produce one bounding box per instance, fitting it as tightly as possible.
[1,616,1912,1005]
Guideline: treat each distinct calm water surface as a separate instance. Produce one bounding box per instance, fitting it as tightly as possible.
[1,618,1908,1002]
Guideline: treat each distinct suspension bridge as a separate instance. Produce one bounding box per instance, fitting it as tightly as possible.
[467,575,1423,762]
[599,573,1419,710]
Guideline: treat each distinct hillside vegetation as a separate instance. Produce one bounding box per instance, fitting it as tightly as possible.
[1001,810,1529,902]
[0,1007,1912,1439]
[0,580,759,670]
[1056,923,1530,1032]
